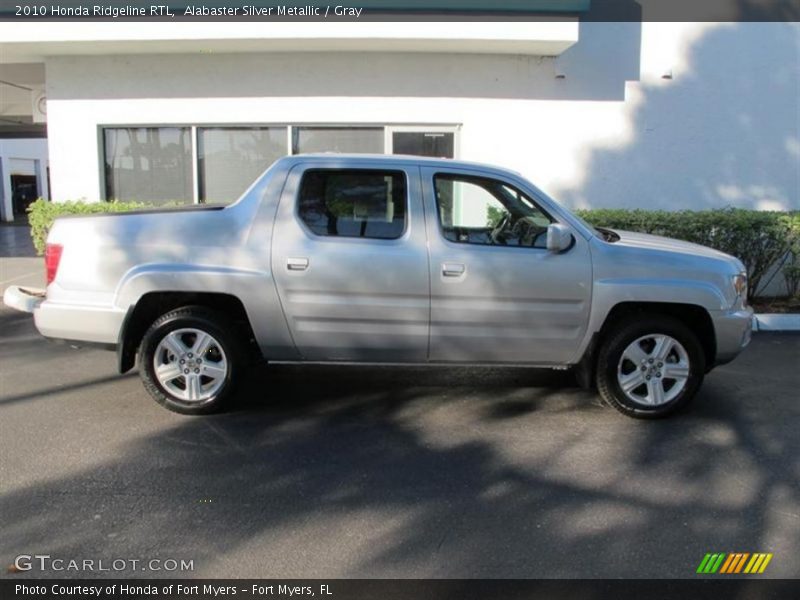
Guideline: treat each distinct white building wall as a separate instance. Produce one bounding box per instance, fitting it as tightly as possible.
[0,138,49,221]
[44,21,799,210]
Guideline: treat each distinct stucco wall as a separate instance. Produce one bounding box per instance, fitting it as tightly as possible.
[44,22,799,210]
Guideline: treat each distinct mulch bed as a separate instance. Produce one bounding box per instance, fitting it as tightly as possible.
[751,297,800,314]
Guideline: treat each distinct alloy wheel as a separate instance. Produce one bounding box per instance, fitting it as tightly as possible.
[153,328,228,402]
[616,334,690,406]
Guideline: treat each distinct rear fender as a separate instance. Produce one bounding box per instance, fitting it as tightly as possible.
[114,264,297,369]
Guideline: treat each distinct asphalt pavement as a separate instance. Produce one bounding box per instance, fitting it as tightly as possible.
[1,252,798,579]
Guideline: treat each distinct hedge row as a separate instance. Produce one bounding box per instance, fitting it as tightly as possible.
[27,200,800,297]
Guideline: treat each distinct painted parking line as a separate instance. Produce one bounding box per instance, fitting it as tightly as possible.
[0,271,41,286]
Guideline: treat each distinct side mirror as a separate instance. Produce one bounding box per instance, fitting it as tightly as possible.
[546,223,573,253]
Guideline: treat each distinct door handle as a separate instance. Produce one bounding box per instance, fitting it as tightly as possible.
[442,263,466,277]
[287,257,309,271]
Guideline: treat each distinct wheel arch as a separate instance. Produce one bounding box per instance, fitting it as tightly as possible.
[117,291,261,373]
[576,301,717,387]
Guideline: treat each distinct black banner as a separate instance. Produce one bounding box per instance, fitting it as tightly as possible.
[3,580,800,600]
[0,0,799,21]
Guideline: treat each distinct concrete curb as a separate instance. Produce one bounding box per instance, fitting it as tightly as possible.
[754,314,800,332]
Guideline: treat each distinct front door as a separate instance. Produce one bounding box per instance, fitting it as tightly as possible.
[272,162,430,362]
[422,167,592,365]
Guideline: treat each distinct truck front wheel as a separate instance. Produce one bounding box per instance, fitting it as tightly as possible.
[139,306,243,415]
[596,314,706,419]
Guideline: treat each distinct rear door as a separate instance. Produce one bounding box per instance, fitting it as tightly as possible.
[422,166,592,365]
[271,161,430,362]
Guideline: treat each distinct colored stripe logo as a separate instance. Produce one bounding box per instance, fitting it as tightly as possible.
[697,553,773,574]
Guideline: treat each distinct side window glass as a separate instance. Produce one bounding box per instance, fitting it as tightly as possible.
[434,174,553,248]
[298,170,407,240]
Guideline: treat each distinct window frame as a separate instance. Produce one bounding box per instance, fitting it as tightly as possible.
[294,168,411,241]
[432,172,555,251]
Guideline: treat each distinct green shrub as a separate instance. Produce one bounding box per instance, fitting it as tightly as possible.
[27,198,159,255]
[576,208,800,297]
[784,218,800,297]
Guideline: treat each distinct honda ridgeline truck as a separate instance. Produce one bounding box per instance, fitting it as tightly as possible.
[4,155,753,418]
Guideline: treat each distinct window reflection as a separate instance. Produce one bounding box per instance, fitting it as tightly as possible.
[292,128,383,155]
[104,128,192,204]
[198,127,287,204]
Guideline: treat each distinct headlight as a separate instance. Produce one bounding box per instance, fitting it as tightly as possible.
[732,273,748,303]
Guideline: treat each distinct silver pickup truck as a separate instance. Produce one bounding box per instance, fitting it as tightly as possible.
[4,155,753,418]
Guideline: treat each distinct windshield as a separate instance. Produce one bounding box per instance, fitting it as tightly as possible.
[510,176,604,240]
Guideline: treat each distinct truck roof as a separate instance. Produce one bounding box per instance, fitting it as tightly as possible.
[276,153,523,178]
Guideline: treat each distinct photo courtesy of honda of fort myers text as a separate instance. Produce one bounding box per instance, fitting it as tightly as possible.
[0,0,799,599]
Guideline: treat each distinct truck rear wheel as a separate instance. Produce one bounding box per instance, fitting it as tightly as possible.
[596,314,706,419]
[139,306,243,415]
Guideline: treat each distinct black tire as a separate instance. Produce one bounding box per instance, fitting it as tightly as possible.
[596,314,706,419]
[138,306,243,415]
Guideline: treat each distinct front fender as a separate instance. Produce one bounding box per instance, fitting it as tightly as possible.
[572,278,726,364]
[592,278,728,313]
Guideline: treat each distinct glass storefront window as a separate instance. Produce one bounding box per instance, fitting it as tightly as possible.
[292,127,384,155]
[102,125,458,205]
[198,127,288,204]
[104,128,192,204]
[392,131,455,158]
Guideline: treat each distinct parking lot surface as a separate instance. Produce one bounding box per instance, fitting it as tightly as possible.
[1,297,798,579]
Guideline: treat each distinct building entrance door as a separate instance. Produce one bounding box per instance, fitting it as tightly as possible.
[9,159,39,220]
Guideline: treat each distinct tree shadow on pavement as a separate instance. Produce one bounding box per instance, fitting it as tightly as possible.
[1,336,797,579]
